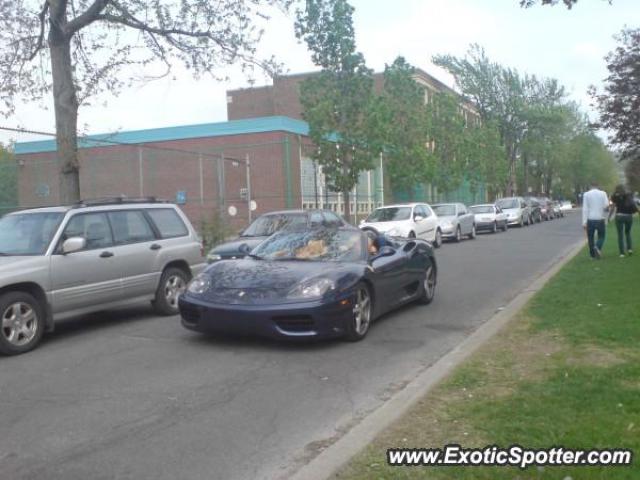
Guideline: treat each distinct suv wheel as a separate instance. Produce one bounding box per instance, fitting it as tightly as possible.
[468,224,476,239]
[153,267,189,315]
[0,292,45,355]
[454,226,462,242]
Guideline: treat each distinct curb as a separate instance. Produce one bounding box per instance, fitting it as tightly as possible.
[288,238,587,480]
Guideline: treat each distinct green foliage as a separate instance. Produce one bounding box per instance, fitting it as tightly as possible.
[0,145,17,216]
[199,210,233,252]
[296,0,381,220]
[435,44,617,199]
[376,57,433,193]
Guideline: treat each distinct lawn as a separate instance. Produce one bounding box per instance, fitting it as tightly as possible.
[337,221,640,480]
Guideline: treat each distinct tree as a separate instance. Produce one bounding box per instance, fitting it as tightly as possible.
[375,57,433,196]
[295,0,380,222]
[0,0,289,204]
[434,46,529,195]
[591,27,640,161]
[625,156,640,194]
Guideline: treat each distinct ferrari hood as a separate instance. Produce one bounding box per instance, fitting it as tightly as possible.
[194,259,361,305]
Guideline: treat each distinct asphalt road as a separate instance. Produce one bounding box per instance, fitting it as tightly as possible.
[0,212,584,480]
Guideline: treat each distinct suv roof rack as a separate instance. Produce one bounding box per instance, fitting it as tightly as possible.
[72,196,169,208]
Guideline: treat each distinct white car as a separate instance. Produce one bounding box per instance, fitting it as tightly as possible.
[470,204,509,233]
[360,203,441,247]
[559,200,573,212]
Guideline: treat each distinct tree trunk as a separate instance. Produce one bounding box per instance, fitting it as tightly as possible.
[49,31,80,204]
[506,143,517,196]
[342,189,351,224]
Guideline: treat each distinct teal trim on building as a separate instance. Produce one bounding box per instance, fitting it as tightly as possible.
[14,116,311,155]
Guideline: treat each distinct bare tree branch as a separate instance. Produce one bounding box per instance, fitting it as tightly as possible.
[27,2,49,61]
[66,0,111,36]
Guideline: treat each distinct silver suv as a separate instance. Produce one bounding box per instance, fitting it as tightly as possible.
[0,198,206,355]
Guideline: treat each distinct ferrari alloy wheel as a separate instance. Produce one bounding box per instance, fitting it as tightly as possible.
[346,284,372,341]
[419,265,437,304]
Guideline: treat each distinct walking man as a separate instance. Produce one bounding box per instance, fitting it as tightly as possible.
[582,181,610,259]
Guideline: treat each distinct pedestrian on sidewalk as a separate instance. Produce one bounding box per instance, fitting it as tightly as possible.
[609,184,638,257]
[582,181,609,259]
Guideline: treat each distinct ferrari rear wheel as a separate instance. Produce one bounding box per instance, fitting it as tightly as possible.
[419,265,437,304]
[345,284,372,342]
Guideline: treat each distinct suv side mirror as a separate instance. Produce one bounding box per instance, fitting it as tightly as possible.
[458,211,465,217]
[414,215,424,222]
[238,243,251,255]
[62,237,86,254]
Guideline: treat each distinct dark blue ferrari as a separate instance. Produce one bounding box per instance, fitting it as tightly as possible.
[179,227,437,341]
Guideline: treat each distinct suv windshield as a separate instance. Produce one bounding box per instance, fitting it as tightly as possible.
[253,229,364,262]
[432,205,456,217]
[471,206,494,214]
[366,207,411,222]
[496,198,519,209]
[0,212,63,256]
[241,214,307,237]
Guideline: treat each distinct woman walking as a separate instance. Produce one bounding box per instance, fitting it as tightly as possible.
[609,184,638,257]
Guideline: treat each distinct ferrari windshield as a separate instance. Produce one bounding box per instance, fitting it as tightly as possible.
[0,212,63,256]
[366,207,411,222]
[253,229,364,262]
[496,198,519,209]
[470,206,495,214]
[432,205,456,216]
[241,213,307,237]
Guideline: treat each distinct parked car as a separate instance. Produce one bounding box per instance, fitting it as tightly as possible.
[207,209,347,262]
[0,198,206,355]
[559,200,573,213]
[552,201,564,218]
[537,197,555,221]
[180,226,437,342]
[469,204,509,233]
[431,203,476,242]
[524,197,543,223]
[359,203,441,247]
[495,196,531,227]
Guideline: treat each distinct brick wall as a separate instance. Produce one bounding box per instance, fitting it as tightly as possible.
[16,131,303,231]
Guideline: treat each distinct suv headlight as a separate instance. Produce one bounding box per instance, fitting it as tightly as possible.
[287,278,335,300]
[188,274,211,295]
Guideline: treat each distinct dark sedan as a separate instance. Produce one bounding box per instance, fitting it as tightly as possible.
[181,227,437,341]
[206,209,347,262]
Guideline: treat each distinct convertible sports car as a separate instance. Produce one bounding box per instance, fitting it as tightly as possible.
[179,227,437,341]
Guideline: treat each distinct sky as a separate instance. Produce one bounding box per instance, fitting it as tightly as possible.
[2,0,639,146]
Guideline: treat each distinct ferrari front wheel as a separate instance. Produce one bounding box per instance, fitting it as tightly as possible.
[419,265,437,305]
[345,284,372,342]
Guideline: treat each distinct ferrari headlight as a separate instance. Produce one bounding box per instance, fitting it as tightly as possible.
[188,274,211,295]
[288,278,335,299]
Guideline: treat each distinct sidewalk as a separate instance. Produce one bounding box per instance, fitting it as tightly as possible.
[336,223,640,479]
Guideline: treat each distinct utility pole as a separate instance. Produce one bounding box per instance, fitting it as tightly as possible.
[246,154,252,223]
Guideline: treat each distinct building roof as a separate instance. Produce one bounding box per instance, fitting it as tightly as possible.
[14,116,310,155]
